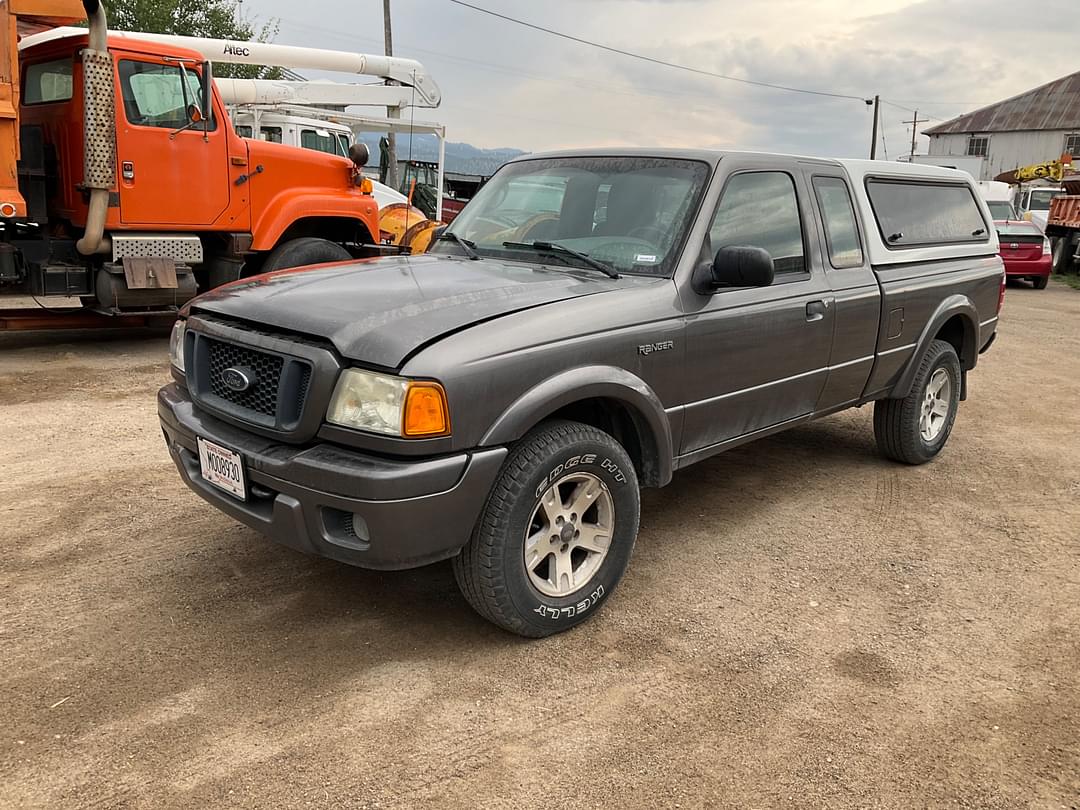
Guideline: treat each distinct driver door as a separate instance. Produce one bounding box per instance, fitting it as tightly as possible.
[114,54,229,227]
[678,159,835,455]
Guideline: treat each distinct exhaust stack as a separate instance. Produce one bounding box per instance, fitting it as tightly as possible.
[75,0,114,256]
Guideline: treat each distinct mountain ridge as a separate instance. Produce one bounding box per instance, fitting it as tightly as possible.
[357,133,526,177]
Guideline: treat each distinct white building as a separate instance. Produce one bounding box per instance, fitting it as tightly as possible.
[923,70,1080,181]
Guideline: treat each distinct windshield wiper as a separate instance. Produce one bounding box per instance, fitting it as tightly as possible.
[502,240,620,279]
[437,232,479,260]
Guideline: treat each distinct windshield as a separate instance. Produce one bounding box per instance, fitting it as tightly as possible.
[439,156,711,276]
[1027,189,1061,211]
[986,201,1016,220]
[301,128,349,157]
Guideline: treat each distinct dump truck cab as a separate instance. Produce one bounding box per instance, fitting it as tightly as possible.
[13,29,382,306]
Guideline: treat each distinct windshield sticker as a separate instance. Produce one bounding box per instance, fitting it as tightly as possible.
[634,254,658,263]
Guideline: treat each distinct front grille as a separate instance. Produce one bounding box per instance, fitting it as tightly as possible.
[191,332,315,431]
[206,338,284,418]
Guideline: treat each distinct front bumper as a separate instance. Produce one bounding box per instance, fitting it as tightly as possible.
[158,383,507,570]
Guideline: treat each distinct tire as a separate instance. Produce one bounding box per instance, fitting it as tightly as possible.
[1051,236,1074,274]
[261,237,351,273]
[873,339,961,465]
[1032,274,1049,290]
[452,420,640,638]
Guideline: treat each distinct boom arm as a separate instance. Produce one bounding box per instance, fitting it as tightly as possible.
[23,26,440,107]
[995,153,1074,185]
[216,78,421,109]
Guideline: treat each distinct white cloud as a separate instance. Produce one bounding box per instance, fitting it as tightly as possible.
[250,0,1079,160]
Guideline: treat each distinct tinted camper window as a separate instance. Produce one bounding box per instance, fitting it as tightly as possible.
[866,180,988,247]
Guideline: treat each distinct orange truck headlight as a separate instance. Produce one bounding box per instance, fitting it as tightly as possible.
[326,369,450,438]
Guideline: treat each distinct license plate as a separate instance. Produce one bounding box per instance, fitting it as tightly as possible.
[197,437,246,500]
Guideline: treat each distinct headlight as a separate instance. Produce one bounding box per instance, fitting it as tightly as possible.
[326,369,450,437]
[169,319,186,372]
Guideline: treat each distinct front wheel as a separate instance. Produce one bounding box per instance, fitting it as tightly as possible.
[261,237,351,273]
[453,420,640,637]
[873,339,961,465]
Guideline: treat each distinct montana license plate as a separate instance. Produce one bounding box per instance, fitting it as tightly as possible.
[197,437,246,500]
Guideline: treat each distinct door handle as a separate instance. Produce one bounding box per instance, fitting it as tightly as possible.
[806,300,827,322]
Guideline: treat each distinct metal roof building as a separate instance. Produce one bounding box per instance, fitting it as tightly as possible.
[921,71,1080,181]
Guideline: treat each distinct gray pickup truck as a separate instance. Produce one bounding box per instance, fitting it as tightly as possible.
[159,149,1004,637]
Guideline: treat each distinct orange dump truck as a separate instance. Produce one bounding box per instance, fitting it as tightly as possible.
[1,1,433,325]
[1047,175,1080,273]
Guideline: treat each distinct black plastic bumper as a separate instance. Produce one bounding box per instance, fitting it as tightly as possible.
[158,383,507,570]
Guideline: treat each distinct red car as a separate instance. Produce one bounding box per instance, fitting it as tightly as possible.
[996,220,1052,289]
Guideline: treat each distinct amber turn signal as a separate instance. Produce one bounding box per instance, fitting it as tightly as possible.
[403,382,451,437]
[359,177,374,194]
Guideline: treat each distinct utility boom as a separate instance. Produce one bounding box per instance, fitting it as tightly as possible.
[215,78,420,109]
[23,26,441,107]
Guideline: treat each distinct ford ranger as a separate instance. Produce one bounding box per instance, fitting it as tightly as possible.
[159,149,1004,637]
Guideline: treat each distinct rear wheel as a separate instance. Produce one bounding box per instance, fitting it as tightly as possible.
[1032,274,1049,290]
[1051,236,1074,274]
[452,420,640,637]
[261,237,351,273]
[873,339,961,465]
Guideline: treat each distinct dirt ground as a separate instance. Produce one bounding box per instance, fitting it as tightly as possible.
[1,283,1078,809]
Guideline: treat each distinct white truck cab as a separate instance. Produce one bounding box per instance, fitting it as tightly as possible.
[976,180,1018,221]
[1015,185,1064,231]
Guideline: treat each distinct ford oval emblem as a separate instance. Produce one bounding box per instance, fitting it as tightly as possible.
[222,366,254,392]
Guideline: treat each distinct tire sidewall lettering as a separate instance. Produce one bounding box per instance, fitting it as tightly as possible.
[511,440,639,632]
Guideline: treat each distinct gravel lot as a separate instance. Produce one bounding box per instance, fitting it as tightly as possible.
[2,284,1078,809]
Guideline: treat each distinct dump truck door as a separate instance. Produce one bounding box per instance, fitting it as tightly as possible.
[114,54,228,226]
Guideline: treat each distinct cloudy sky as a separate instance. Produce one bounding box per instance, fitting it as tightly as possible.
[244,0,1079,158]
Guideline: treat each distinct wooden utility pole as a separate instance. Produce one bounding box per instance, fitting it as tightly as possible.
[383,0,400,191]
[902,110,929,159]
[868,95,880,160]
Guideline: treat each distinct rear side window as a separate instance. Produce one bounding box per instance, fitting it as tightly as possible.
[867,180,987,247]
[24,58,73,104]
[812,177,863,268]
[709,171,805,274]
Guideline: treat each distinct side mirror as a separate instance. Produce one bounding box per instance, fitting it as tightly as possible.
[697,245,774,292]
[349,142,370,168]
[199,61,212,135]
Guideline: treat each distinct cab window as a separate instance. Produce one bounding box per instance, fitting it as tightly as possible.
[812,176,863,268]
[708,172,805,274]
[118,60,215,131]
[234,124,253,138]
[24,58,73,104]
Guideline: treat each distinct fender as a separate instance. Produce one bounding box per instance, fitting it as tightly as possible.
[481,366,675,487]
[250,190,380,251]
[890,294,978,400]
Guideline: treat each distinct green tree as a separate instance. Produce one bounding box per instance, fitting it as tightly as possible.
[107,0,282,79]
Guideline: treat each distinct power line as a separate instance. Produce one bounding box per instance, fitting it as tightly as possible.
[446,0,868,103]
[446,0,979,119]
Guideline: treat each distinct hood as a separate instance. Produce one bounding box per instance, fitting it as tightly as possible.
[190,254,634,368]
